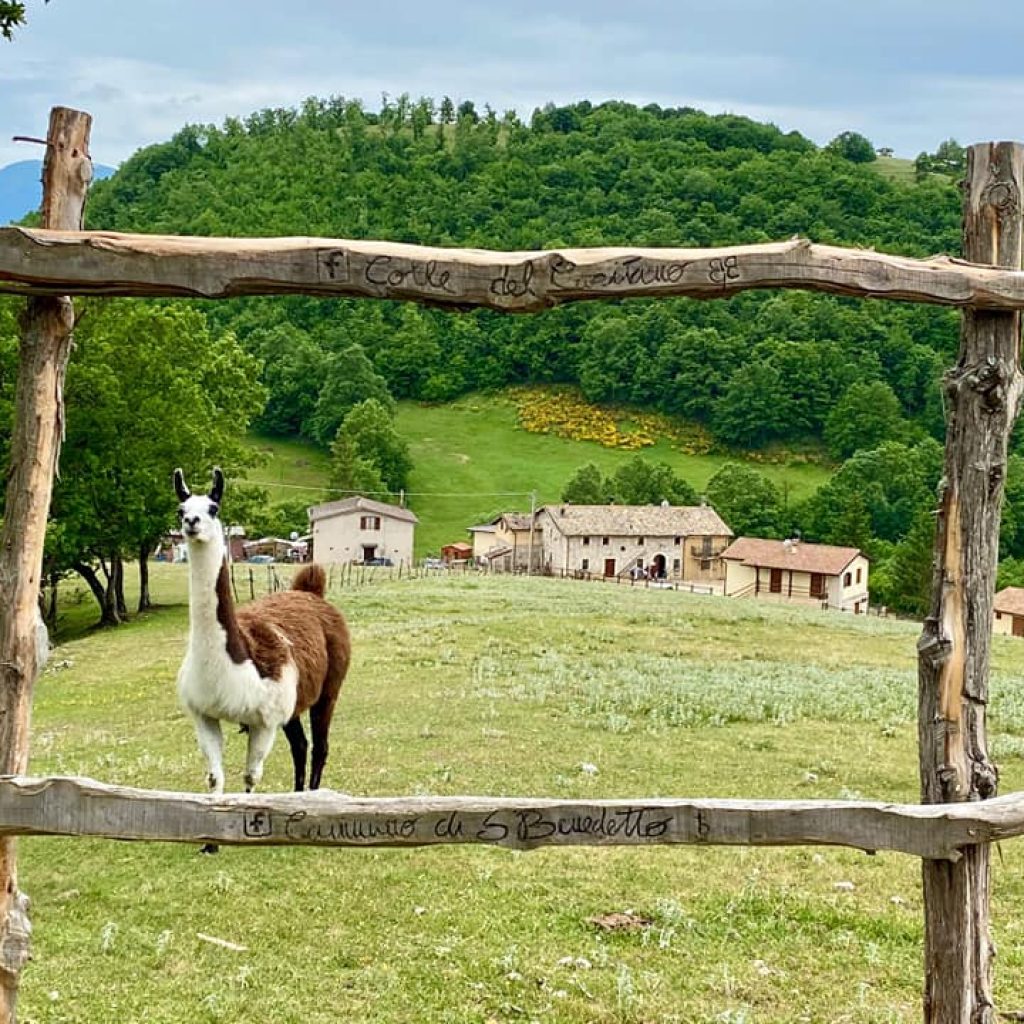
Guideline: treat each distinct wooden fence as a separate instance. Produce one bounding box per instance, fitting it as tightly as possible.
[0,106,1019,1023]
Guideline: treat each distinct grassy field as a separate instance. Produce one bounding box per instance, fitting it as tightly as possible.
[240,394,832,558]
[244,434,332,504]
[869,156,919,185]
[19,567,1024,1022]
[395,395,831,555]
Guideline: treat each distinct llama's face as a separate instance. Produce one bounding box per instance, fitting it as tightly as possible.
[178,493,221,543]
[174,468,224,545]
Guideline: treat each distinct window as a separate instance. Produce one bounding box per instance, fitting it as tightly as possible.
[637,537,644,546]
[856,567,862,584]
[997,611,1003,620]
[360,515,381,530]
[843,572,852,587]
[602,537,610,546]
[700,558,712,571]
[674,536,681,546]
[701,536,713,556]
[582,536,590,546]
[581,558,589,571]
[636,557,644,567]
[673,558,681,573]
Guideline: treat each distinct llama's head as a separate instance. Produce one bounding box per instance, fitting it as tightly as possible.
[174,467,225,545]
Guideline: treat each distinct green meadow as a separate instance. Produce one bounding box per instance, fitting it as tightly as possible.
[394,395,830,555]
[19,567,1024,1022]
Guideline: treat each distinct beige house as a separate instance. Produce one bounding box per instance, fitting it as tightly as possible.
[721,537,869,613]
[537,503,733,582]
[468,512,540,570]
[993,587,1024,637]
[308,496,418,566]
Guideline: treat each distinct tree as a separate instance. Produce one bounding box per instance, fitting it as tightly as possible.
[825,131,876,164]
[705,463,783,538]
[328,432,387,498]
[824,379,906,460]
[872,509,935,615]
[0,1,43,40]
[608,456,697,506]
[562,463,609,504]
[246,324,326,437]
[52,300,265,624]
[305,343,393,447]
[713,361,789,448]
[333,398,412,494]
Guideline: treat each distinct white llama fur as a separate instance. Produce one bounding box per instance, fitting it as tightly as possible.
[175,476,297,795]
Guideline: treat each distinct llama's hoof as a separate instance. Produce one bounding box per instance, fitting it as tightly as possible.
[199,842,220,855]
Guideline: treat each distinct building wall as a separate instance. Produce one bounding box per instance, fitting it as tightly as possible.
[470,529,497,559]
[542,523,726,580]
[312,513,415,565]
[994,610,1022,636]
[725,554,870,613]
[828,555,870,613]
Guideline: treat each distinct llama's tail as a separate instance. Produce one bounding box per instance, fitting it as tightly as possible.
[292,563,327,598]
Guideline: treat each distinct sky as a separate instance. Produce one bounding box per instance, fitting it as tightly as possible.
[2,0,1024,169]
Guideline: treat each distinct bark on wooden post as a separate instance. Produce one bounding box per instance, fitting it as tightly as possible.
[0,107,91,1022]
[918,142,1024,1024]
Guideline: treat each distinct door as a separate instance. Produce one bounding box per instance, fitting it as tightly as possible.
[1014,616,1024,638]
[604,558,616,578]
[810,573,825,599]
[362,545,377,563]
[769,567,783,593]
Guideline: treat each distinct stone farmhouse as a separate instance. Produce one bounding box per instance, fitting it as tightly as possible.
[721,537,869,613]
[308,496,418,566]
[536,503,733,582]
[468,512,541,571]
[993,587,1024,637]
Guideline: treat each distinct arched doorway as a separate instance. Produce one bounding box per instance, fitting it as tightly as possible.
[652,553,667,579]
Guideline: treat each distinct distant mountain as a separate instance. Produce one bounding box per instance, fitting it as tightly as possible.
[0,159,115,225]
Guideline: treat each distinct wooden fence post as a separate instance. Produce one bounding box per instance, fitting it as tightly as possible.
[0,106,92,1022]
[918,142,1024,1024]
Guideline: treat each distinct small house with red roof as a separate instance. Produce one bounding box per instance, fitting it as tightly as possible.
[994,587,1024,637]
[721,537,869,613]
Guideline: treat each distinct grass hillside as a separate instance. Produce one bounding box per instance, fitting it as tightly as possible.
[242,394,832,556]
[21,569,1024,1021]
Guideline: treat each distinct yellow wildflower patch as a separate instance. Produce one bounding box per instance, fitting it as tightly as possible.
[509,387,713,454]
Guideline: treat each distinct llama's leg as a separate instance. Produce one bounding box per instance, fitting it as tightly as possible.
[308,695,337,790]
[282,717,308,791]
[193,715,224,854]
[243,724,278,792]
[194,715,225,794]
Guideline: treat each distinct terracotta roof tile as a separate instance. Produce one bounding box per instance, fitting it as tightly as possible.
[995,587,1024,616]
[721,537,863,576]
[541,504,732,538]
[308,495,418,524]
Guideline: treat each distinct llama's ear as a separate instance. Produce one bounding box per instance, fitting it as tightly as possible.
[173,468,190,503]
[209,467,225,505]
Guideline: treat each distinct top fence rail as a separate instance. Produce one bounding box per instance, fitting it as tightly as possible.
[4,228,1024,311]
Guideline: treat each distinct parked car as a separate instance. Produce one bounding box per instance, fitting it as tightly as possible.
[366,557,394,566]
[422,557,446,569]
[247,554,274,564]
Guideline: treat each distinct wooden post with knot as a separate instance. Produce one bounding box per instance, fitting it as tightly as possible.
[0,106,92,1023]
[917,142,1024,1024]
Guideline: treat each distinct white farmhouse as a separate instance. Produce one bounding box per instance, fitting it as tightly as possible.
[308,496,418,566]
[721,536,869,613]
[537,503,733,582]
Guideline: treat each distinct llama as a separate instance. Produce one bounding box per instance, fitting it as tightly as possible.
[174,467,351,802]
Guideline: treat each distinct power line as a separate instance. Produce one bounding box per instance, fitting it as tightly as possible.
[238,480,537,499]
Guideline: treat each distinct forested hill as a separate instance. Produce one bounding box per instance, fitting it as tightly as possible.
[85,98,963,453]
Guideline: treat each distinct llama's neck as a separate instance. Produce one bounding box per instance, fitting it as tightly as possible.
[186,534,248,663]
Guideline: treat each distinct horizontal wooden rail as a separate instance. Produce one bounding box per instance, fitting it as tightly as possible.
[4,229,1024,311]
[2,775,1024,860]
